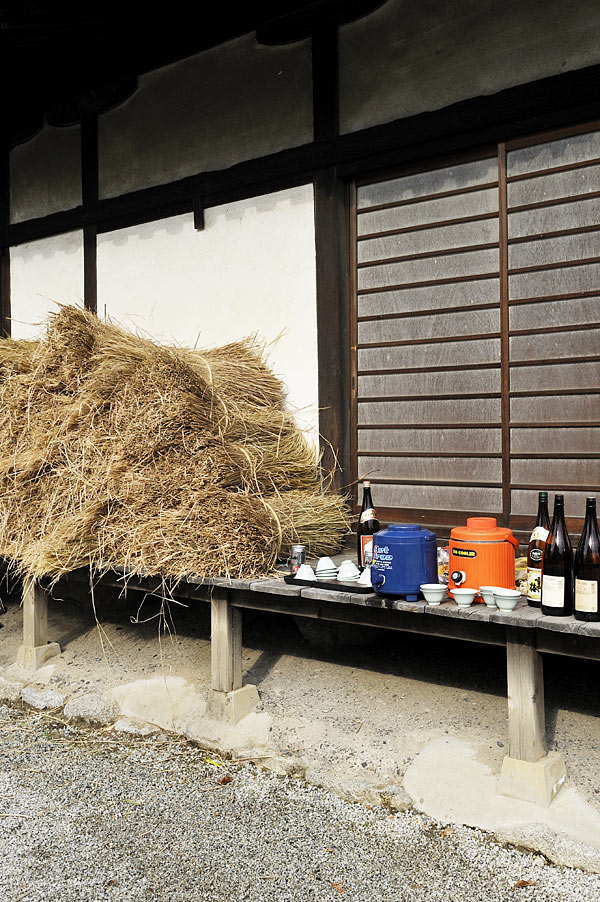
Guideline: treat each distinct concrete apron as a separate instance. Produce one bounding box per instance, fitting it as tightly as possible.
[2,595,600,873]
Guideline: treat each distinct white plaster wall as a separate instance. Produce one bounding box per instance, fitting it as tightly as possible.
[10,125,81,223]
[97,185,319,440]
[9,232,84,340]
[98,33,312,199]
[340,0,600,134]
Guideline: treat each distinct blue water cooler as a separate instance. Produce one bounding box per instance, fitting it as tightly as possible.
[371,524,437,600]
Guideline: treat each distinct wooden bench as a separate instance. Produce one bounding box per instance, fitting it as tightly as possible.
[18,569,600,805]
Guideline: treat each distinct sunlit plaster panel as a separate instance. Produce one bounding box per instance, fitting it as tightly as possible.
[98,34,312,199]
[9,232,84,339]
[97,185,319,440]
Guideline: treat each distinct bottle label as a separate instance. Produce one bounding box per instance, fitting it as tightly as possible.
[575,578,599,613]
[529,548,543,563]
[542,574,565,608]
[360,508,376,524]
[360,535,374,566]
[527,567,542,602]
[530,526,549,542]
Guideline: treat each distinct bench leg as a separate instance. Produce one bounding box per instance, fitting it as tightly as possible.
[207,588,259,724]
[17,580,61,670]
[497,627,566,806]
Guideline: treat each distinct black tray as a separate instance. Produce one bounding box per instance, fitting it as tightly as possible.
[283,574,373,593]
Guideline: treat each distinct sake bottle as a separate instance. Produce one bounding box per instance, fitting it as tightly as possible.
[357,480,379,570]
[574,497,600,622]
[527,491,550,607]
[541,494,573,617]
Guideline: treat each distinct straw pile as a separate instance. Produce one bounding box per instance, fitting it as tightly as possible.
[0,306,349,582]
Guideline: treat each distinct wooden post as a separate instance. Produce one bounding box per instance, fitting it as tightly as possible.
[506,626,546,762]
[17,580,61,670]
[499,627,566,805]
[210,588,242,693]
[207,588,258,725]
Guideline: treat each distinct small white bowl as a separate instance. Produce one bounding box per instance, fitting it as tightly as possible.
[493,588,521,612]
[452,587,477,607]
[316,556,336,571]
[357,567,372,588]
[420,583,446,605]
[337,560,360,580]
[479,586,497,608]
[295,564,316,581]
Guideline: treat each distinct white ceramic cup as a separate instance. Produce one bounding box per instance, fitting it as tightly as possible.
[420,583,446,605]
[479,586,497,608]
[337,560,360,580]
[295,564,316,581]
[452,587,477,607]
[493,588,520,612]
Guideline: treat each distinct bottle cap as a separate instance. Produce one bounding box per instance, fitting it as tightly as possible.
[539,491,548,501]
[555,494,564,504]
[363,480,370,487]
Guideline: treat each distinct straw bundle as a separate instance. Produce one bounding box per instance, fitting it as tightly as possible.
[0,306,349,582]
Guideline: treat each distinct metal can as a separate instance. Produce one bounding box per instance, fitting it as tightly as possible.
[289,544,306,573]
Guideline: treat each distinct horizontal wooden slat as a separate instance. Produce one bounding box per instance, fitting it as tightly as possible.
[358,368,501,398]
[508,188,600,215]
[358,455,502,483]
[358,309,500,345]
[510,361,600,392]
[358,397,501,427]
[358,337,500,371]
[506,155,600,183]
[508,232,600,270]
[357,278,499,317]
[509,327,600,362]
[358,270,500,296]
[511,394,600,424]
[358,208,498,242]
[509,297,600,332]
[511,457,600,486]
[510,354,600,368]
[507,163,600,208]
[358,220,499,264]
[508,196,600,240]
[512,489,597,519]
[357,427,502,454]
[358,248,499,291]
[360,450,501,458]
[358,301,499,323]
[509,254,600,276]
[367,482,502,513]
[507,130,600,177]
[356,158,498,209]
[511,426,600,454]
[358,392,500,403]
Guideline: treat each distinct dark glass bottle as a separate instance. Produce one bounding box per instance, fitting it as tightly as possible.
[527,491,551,607]
[357,480,379,570]
[574,497,600,622]
[541,494,573,617]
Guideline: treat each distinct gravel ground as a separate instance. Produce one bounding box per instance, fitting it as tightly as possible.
[1,706,600,902]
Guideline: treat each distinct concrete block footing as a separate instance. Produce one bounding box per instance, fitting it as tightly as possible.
[497,752,567,807]
[16,642,61,671]
[207,685,260,725]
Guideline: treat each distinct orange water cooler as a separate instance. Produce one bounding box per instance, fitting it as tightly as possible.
[448,517,519,599]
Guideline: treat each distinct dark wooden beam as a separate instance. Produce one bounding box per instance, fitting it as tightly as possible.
[0,141,10,336]
[81,115,98,313]
[314,168,348,490]
[3,62,600,249]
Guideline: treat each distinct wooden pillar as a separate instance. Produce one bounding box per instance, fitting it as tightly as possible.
[17,580,61,670]
[210,588,242,693]
[506,626,546,762]
[499,627,566,805]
